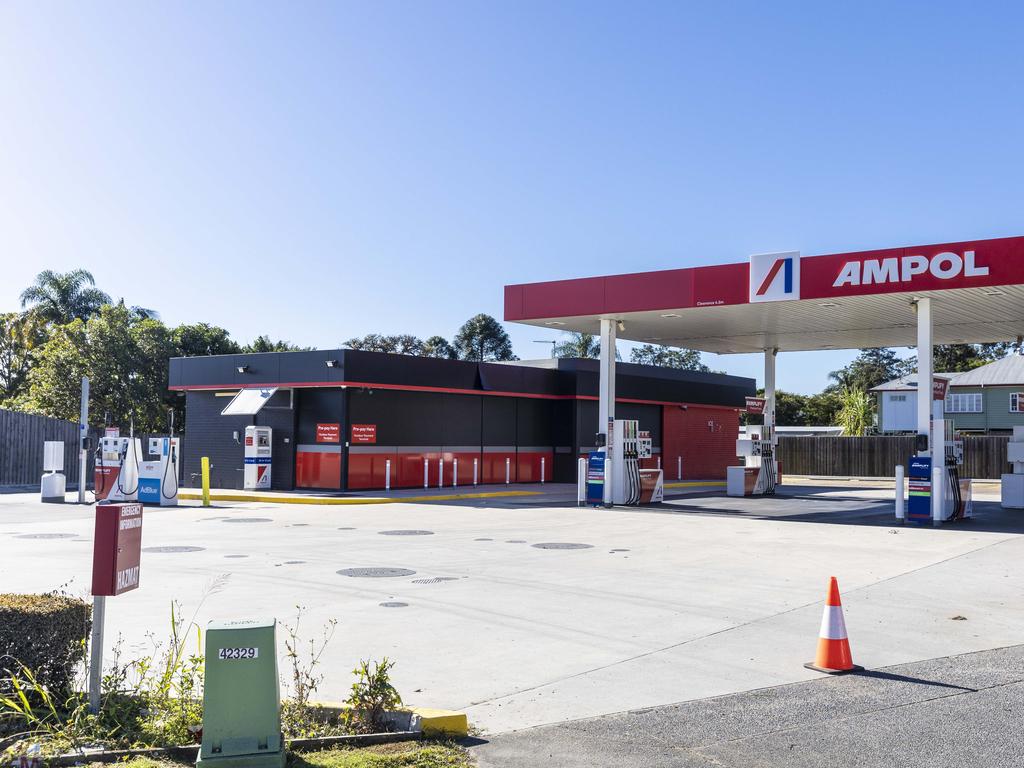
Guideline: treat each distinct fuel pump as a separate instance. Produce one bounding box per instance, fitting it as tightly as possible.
[94,429,142,503]
[244,425,273,490]
[729,425,778,496]
[936,419,970,523]
[139,411,179,506]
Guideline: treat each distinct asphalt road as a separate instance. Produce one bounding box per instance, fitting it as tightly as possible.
[472,644,1024,767]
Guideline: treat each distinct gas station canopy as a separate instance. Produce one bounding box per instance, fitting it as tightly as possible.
[504,235,1024,353]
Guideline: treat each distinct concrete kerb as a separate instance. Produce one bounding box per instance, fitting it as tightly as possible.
[178,489,541,505]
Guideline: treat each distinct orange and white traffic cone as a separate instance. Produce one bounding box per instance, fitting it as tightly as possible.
[804,576,862,674]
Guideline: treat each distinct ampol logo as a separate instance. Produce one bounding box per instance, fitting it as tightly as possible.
[833,250,988,288]
[749,251,801,303]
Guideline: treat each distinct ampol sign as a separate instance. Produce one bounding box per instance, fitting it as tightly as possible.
[749,251,800,303]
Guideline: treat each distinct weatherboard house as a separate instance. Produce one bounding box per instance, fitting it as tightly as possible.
[872,355,1024,433]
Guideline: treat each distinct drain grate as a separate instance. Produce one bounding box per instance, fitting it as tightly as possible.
[283,560,306,564]
[379,602,408,608]
[532,542,593,550]
[411,577,459,585]
[338,567,416,578]
[222,518,272,524]
[224,554,248,559]
[378,530,434,536]
[142,546,205,553]
[474,538,493,541]
[288,524,310,527]
[505,539,527,544]
[609,548,631,553]
[16,533,77,540]
[337,527,356,530]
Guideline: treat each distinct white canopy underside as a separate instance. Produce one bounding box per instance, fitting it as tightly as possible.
[516,285,1024,353]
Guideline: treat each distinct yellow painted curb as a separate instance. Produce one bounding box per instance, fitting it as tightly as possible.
[664,481,726,489]
[178,489,541,505]
[405,706,468,738]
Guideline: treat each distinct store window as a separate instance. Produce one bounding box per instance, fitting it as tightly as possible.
[1011,393,1024,413]
[945,393,982,413]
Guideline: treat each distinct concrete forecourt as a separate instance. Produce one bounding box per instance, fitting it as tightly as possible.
[2,480,1023,766]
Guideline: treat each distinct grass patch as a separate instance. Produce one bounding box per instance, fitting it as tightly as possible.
[82,742,474,768]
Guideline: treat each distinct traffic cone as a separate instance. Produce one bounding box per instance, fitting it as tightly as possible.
[804,576,862,674]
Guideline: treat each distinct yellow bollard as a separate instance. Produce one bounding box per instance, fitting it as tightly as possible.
[201,456,211,507]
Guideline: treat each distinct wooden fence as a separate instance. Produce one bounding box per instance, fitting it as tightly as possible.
[0,408,100,487]
[778,435,1013,479]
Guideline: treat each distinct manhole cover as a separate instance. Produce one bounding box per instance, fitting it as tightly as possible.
[283,560,306,565]
[142,546,205,553]
[379,602,408,608]
[505,539,527,544]
[411,577,459,584]
[610,548,631,553]
[378,530,434,536]
[224,554,248,559]
[474,538,493,541]
[337,527,356,530]
[338,567,417,578]
[15,533,77,540]
[222,518,272,523]
[288,524,310,528]
[532,542,593,550]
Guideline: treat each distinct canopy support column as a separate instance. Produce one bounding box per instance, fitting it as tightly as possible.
[763,348,777,434]
[915,298,933,456]
[599,318,617,507]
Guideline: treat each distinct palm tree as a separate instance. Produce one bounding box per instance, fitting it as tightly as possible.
[20,269,111,324]
[836,388,874,436]
[553,332,600,359]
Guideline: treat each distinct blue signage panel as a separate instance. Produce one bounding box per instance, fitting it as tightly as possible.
[907,456,932,524]
[138,478,161,504]
[586,452,605,506]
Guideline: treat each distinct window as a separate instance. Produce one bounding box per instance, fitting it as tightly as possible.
[946,393,982,413]
[1012,393,1024,413]
[889,394,907,402]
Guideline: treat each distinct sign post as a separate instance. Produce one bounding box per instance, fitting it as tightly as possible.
[78,377,89,504]
[89,502,143,712]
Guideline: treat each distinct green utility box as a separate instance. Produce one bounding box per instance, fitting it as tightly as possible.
[197,618,285,768]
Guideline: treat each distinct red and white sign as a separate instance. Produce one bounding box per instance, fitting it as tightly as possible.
[316,423,340,443]
[351,424,377,444]
[933,377,950,401]
[745,396,766,414]
[104,427,120,438]
[91,502,143,597]
[749,251,800,303]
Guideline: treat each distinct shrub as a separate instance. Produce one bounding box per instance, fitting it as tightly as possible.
[344,658,402,734]
[0,594,91,698]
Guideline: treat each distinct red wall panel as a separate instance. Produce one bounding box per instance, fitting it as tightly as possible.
[515,450,554,483]
[295,450,342,489]
[662,405,741,481]
[482,450,516,484]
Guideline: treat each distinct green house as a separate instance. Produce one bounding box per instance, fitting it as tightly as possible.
[871,355,1024,434]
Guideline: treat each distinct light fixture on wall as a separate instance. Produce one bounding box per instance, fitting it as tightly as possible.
[236,365,249,374]
[325,359,339,368]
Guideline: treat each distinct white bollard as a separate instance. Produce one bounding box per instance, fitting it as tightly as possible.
[894,464,904,520]
[473,457,478,486]
[505,457,510,485]
[423,458,428,489]
[540,457,545,484]
[603,456,612,507]
[577,457,586,505]
[438,457,443,488]
[385,459,391,492]
[677,456,682,481]
[454,458,459,487]
[657,455,661,470]
[932,466,944,526]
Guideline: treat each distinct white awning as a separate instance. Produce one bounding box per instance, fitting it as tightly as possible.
[220,388,278,416]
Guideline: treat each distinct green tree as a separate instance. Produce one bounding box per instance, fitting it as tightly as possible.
[931,344,989,372]
[21,305,177,432]
[804,391,842,425]
[421,335,458,359]
[343,334,424,355]
[0,312,45,403]
[827,348,911,393]
[172,323,241,357]
[979,340,1023,359]
[244,335,314,353]
[453,314,516,362]
[19,269,111,325]
[553,332,601,359]
[836,389,874,436]
[630,344,708,371]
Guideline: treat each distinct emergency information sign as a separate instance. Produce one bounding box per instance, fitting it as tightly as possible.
[351,424,377,444]
[744,396,766,414]
[316,423,340,443]
[91,502,143,596]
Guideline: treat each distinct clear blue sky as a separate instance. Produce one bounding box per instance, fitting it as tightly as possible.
[2,2,1022,394]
